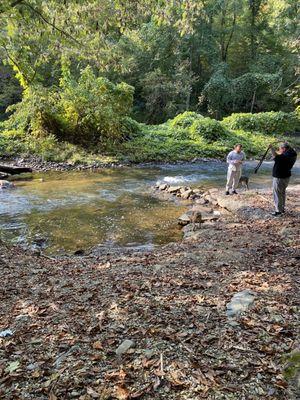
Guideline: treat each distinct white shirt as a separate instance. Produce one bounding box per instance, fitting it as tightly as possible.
[227,150,245,171]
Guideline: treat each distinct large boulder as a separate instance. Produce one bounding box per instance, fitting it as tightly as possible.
[216,194,247,212]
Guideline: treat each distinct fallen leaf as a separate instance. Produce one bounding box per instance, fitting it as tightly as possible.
[92,341,103,350]
[5,361,20,373]
[115,385,129,400]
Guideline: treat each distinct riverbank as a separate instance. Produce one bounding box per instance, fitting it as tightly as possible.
[1,112,290,167]
[0,155,225,173]
[0,186,299,399]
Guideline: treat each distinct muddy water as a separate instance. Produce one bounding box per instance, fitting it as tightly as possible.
[0,160,299,254]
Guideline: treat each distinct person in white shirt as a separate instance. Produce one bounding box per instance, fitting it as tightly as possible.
[225,144,246,195]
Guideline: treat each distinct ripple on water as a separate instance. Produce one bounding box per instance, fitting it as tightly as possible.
[0,160,298,254]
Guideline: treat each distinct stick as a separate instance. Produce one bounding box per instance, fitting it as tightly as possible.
[160,353,164,376]
[254,146,270,174]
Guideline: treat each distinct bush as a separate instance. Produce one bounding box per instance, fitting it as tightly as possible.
[170,111,203,129]
[119,117,141,139]
[4,64,136,147]
[189,117,227,142]
[222,111,299,135]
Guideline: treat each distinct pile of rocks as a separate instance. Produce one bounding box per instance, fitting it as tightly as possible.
[154,183,204,201]
[153,184,224,230]
[154,183,222,204]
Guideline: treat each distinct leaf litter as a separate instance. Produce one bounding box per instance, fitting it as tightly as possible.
[0,189,299,399]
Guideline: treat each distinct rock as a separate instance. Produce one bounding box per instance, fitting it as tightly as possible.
[195,198,208,205]
[0,180,14,189]
[144,349,156,359]
[168,186,181,194]
[178,210,202,226]
[213,210,221,216]
[201,213,220,222]
[159,184,168,191]
[0,329,13,338]
[178,212,192,226]
[180,186,189,194]
[192,205,213,213]
[226,290,256,318]
[181,189,193,200]
[216,195,247,212]
[193,188,202,194]
[116,339,135,356]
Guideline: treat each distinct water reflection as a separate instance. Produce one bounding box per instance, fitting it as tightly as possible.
[0,160,298,254]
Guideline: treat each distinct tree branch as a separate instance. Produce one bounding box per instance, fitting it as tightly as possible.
[22,2,82,45]
[2,44,29,85]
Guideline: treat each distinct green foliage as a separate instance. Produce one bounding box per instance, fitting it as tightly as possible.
[200,64,284,118]
[4,65,136,146]
[0,129,26,157]
[1,0,299,125]
[189,118,228,142]
[222,111,300,135]
[283,351,300,382]
[58,64,135,145]
[116,116,275,163]
[170,111,203,129]
[0,62,22,120]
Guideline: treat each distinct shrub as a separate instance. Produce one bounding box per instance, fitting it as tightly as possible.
[4,64,136,147]
[189,117,227,142]
[222,111,299,135]
[170,111,203,129]
[119,117,141,139]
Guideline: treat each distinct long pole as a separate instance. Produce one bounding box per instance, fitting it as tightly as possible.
[254,145,271,174]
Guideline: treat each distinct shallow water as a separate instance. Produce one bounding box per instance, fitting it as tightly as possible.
[0,160,299,254]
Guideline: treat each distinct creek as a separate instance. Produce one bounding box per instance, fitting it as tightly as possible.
[0,160,299,254]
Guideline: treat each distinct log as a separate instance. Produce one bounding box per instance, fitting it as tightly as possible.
[0,165,32,175]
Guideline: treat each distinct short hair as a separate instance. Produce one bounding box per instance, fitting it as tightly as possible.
[280,142,290,150]
[234,143,242,148]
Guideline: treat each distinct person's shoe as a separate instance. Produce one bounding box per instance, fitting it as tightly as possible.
[232,190,238,195]
[270,211,282,216]
[225,191,230,195]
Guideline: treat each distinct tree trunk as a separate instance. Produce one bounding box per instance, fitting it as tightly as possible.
[250,89,256,113]
[0,165,32,175]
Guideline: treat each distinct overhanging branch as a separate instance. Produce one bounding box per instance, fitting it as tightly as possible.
[22,2,82,45]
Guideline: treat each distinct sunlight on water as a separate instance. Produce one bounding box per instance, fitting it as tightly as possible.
[0,160,298,254]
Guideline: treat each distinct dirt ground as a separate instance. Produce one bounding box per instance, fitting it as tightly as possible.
[0,187,299,400]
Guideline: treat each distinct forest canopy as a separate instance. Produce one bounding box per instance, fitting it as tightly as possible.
[0,0,299,160]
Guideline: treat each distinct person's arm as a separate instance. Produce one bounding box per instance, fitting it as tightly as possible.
[227,152,239,165]
[227,152,234,164]
[269,144,277,158]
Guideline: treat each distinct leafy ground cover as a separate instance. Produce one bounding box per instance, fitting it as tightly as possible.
[0,187,299,399]
[0,117,284,165]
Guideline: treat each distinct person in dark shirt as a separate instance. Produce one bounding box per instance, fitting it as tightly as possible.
[269,142,297,216]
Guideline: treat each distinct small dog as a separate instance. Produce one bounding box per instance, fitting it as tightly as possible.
[239,175,249,190]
